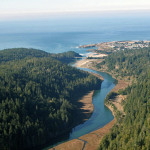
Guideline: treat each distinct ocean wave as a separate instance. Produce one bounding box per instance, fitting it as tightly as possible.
[79,53,86,56]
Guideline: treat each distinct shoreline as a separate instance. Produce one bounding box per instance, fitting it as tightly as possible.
[75,55,129,114]
[49,55,128,150]
[45,59,103,150]
[49,57,122,150]
[74,68,104,124]
[76,91,94,123]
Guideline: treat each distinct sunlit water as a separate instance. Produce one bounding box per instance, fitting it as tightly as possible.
[0,14,150,54]
[69,68,116,139]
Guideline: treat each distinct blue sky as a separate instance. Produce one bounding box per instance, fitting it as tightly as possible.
[1,0,150,19]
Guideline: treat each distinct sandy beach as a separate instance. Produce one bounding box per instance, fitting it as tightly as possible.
[75,53,105,69]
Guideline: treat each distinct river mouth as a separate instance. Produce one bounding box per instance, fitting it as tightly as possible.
[43,67,116,150]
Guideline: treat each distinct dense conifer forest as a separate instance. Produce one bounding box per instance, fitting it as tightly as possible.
[97,48,150,78]
[0,48,81,64]
[98,48,150,149]
[0,48,101,150]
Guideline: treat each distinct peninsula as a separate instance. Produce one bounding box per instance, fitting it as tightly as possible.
[79,40,150,54]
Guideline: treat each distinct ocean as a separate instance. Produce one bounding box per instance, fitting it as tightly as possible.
[0,12,150,54]
[1,11,150,149]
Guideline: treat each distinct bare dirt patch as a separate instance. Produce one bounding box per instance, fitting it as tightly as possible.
[77,91,94,122]
[50,139,84,150]
[50,119,116,150]
[107,79,128,115]
[111,95,127,114]
[111,79,129,93]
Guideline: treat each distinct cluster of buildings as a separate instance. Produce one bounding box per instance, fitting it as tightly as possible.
[96,41,150,51]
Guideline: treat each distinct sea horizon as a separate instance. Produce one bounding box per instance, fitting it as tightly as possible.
[0,11,150,54]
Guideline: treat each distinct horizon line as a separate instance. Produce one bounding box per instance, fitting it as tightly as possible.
[0,8,150,21]
[1,8,150,15]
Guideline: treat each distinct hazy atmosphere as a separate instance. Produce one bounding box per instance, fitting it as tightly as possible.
[0,0,150,150]
[1,0,150,19]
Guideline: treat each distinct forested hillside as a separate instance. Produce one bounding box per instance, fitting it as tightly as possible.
[0,48,101,150]
[0,48,50,63]
[51,51,82,63]
[0,48,81,64]
[98,48,150,149]
[97,47,150,78]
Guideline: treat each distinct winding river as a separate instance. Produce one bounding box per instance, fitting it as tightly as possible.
[44,67,116,149]
[69,68,116,139]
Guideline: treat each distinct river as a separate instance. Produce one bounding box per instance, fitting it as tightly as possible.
[69,67,116,139]
[44,67,116,149]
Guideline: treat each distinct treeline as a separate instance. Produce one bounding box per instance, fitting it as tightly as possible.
[98,48,150,149]
[0,48,50,63]
[0,48,81,64]
[0,48,101,150]
[0,48,82,63]
[51,51,82,63]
